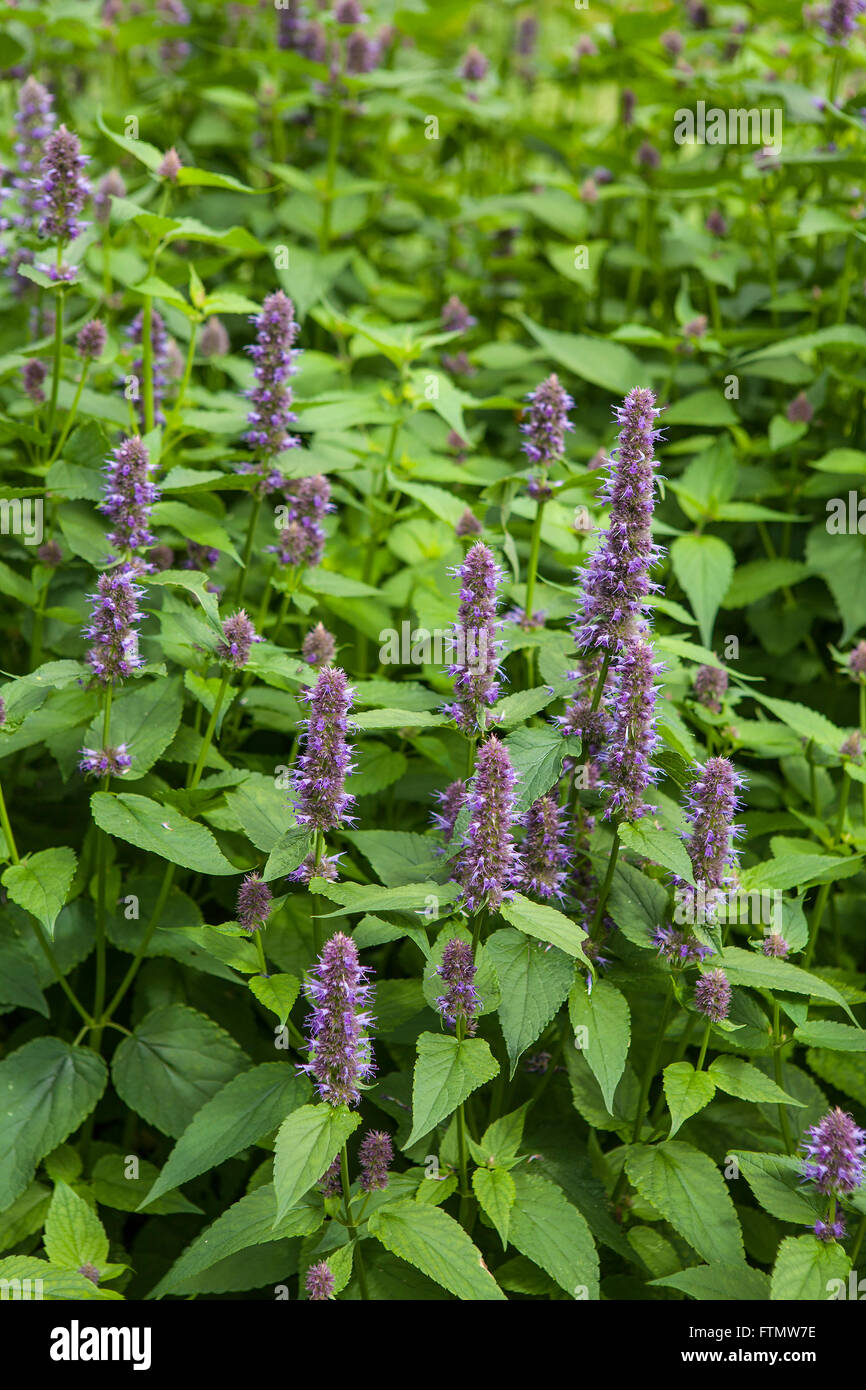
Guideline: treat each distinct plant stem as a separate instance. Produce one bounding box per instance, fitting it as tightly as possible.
[340,1143,369,1300]
[773,999,794,1155]
[47,361,89,464]
[589,821,620,941]
[320,100,344,253]
[695,1020,711,1072]
[234,494,263,608]
[101,859,175,1025]
[46,280,65,445]
[188,672,230,789]
[631,984,674,1144]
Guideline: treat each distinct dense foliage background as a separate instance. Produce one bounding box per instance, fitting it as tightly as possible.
[0,0,865,1304]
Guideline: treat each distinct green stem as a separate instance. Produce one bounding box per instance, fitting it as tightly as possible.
[631,986,674,1145]
[0,770,20,865]
[234,494,263,608]
[188,672,230,790]
[141,283,155,434]
[320,100,344,253]
[850,1212,866,1265]
[47,361,89,465]
[46,277,66,444]
[101,859,175,1025]
[773,1000,794,1155]
[589,821,619,942]
[340,1144,369,1300]
[695,1020,711,1073]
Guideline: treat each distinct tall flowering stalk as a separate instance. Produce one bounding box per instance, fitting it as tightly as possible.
[271,474,333,569]
[100,436,159,557]
[83,566,144,686]
[604,635,661,824]
[519,373,574,635]
[128,309,169,430]
[291,665,356,884]
[35,124,90,446]
[801,1107,865,1241]
[680,757,743,921]
[435,937,480,1035]
[301,931,374,1106]
[10,77,55,235]
[454,737,520,916]
[520,795,570,899]
[444,541,503,746]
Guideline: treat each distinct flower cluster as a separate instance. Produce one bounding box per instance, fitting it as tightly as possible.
[301,932,375,1107]
[604,636,661,822]
[36,125,90,243]
[302,623,337,669]
[127,310,170,428]
[431,779,466,842]
[11,77,55,232]
[271,474,333,568]
[244,291,301,474]
[236,873,272,932]
[693,664,728,713]
[100,436,159,555]
[521,373,575,469]
[444,542,503,733]
[435,937,480,1035]
[520,795,569,899]
[216,610,262,669]
[83,565,144,685]
[682,757,743,894]
[694,969,732,1022]
[291,666,356,880]
[454,737,520,913]
[78,745,132,778]
[359,1130,393,1191]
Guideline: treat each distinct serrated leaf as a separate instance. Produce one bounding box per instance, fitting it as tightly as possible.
[653,1263,770,1300]
[771,1234,850,1301]
[499,892,591,963]
[709,1055,804,1106]
[91,792,237,874]
[367,1199,505,1300]
[248,973,301,1026]
[486,929,572,1075]
[472,1166,515,1249]
[670,534,735,648]
[569,979,631,1112]
[2,847,77,937]
[662,1063,717,1137]
[43,1181,109,1272]
[508,1172,599,1299]
[406,1034,499,1148]
[273,1104,360,1220]
[625,1141,743,1265]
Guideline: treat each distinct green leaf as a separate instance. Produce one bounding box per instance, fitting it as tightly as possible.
[91,792,237,874]
[248,973,301,1026]
[625,1141,744,1265]
[406,1034,499,1147]
[91,1155,201,1216]
[486,929,573,1075]
[0,1039,107,1211]
[0,1255,121,1300]
[709,1055,804,1106]
[499,892,591,963]
[472,1166,516,1249]
[504,725,572,815]
[367,1200,505,1300]
[771,1234,850,1301]
[806,1048,866,1107]
[2,847,77,937]
[662,1063,717,1137]
[517,313,643,394]
[731,1151,822,1226]
[151,1185,321,1298]
[140,1063,308,1209]
[509,1172,600,1300]
[82,678,183,780]
[111,1005,250,1137]
[314,879,459,918]
[262,827,311,882]
[273,1103,360,1220]
[619,821,694,883]
[670,535,736,648]
[43,1181,109,1272]
[568,979,631,1113]
[717,946,855,1020]
[794,1021,866,1051]
[653,1263,770,1300]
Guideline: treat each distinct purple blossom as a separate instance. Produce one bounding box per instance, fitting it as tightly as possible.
[521,373,575,469]
[762,933,789,958]
[705,209,727,236]
[319,1156,342,1197]
[455,508,482,538]
[694,663,728,712]
[76,319,106,361]
[604,636,661,822]
[77,1263,100,1286]
[444,542,503,733]
[100,436,159,554]
[334,0,366,22]
[301,931,374,1107]
[636,141,660,169]
[822,0,866,42]
[36,124,90,243]
[573,387,663,659]
[346,31,380,73]
[431,779,466,842]
[801,1108,865,1195]
[359,1130,393,1191]
[814,1218,846,1242]
[270,475,333,568]
[441,295,476,334]
[454,737,520,914]
[183,541,219,572]
[83,564,144,685]
[520,795,569,899]
[515,15,538,57]
[848,641,866,678]
[435,937,480,1035]
[306,1261,335,1300]
[244,291,301,471]
[236,873,272,931]
[12,77,55,231]
[786,391,814,424]
[460,45,488,83]
[22,359,47,403]
[37,540,62,567]
[157,146,182,182]
[0,696,5,727]
[694,968,732,1021]
[292,666,356,834]
[128,309,170,428]
[653,925,714,966]
[682,757,743,893]
[216,610,262,669]
[78,744,132,778]
[302,622,337,669]
[199,316,230,357]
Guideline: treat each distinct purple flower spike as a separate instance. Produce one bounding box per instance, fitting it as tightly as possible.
[454,737,520,914]
[444,541,503,733]
[694,968,731,1022]
[270,475,333,568]
[78,744,132,778]
[36,124,90,243]
[100,436,159,555]
[431,779,466,842]
[83,564,144,685]
[441,295,476,335]
[128,310,170,428]
[94,167,125,223]
[694,663,728,712]
[455,508,482,538]
[682,757,743,893]
[77,319,106,361]
[359,1130,393,1191]
[200,316,230,358]
[435,938,480,1035]
[305,1261,335,1300]
[460,46,489,83]
[604,636,662,822]
[521,795,570,899]
[22,359,47,403]
[302,623,337,669]
[801,1108,866,1195]
[237,873,272,932]
[654,925,713,966]
[762,932,789,958]
[823,0,866,43]
[848,641,866,678]
[244,291,301,472]
[13,77,55,232]
[574,386,663,658]
[319,1157,342,1197]
[301,931,375,1107]
[292,665,356,834]
[521,373,575,468]
[814,1218,846,1242]
[216,610,262,669]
